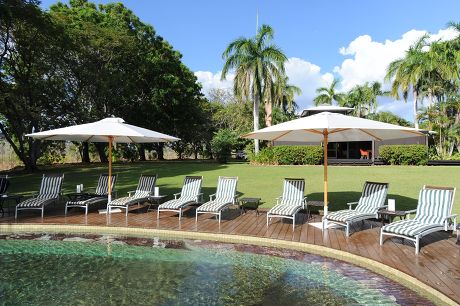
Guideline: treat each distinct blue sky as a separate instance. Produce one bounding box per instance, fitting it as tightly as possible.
[40,0,460,120]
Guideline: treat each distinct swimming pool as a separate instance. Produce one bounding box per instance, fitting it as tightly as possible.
[0,233,433,305]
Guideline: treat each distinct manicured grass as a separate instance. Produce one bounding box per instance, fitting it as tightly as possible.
[4,161,460,215]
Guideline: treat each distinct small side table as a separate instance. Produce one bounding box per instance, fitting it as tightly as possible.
[66,192,91,202]
[0,194,23,217]
[306,201,328,220]
[147,195,167,211]
[239,197,261,215]
[378,209,409,226]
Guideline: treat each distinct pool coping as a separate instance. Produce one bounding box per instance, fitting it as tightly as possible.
[0,223,455,306]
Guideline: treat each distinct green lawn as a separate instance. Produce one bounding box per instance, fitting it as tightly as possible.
[4,161,460,215]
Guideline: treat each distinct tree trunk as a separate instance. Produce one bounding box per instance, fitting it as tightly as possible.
[264,101,272,128]
[81,142,90,163]
[95,143,108,163]
[428,88,433,108]
[157,143,164,160]
[253,92,260,154]
[413,90,419,130]
[138,144,146,161]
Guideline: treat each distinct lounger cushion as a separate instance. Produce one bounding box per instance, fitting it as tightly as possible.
[268,203,302,216]
[66,196,108,207]
[196,199,232,213]
[94,175,117,196]
[158,196,197,210]
[414,189,453,224]
[355,182,388,214]
[109,196,148,207]
[17,196,57,208]
[326,210,376,223]
[382,219,443,237]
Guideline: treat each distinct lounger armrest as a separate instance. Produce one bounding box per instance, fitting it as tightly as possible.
[196,193,204,203]
[303,196,308,209]
[442,214,457,230]
[209,193,216,201]
[127,190,136,197]
[347,202,359,210]
[276,196,282,205]
[405,209,416,217]
[173,192,181,199]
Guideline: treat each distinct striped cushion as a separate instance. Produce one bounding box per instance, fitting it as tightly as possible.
[67,196,107,207]
[214,177,238,203]
[382,219,443,237]
[180,176,202,199]
[94,174,117,196]
[279,179,305,206]
[38,174,64,198]
[133,175,157,197]
[158,196,197,210]
[196,199,232,213]
[355,182,388,214]
[109,196,147,207]
[326,210,375,222]
[268,203,301,216]
[17,197,56,208]
[414,189,453,224]
[196,177,237,213]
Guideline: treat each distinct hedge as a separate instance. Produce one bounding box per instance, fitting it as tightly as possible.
[249,145,323,165]
[379,144,428,165]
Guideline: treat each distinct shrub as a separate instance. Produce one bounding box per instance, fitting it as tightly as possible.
[248,145,323,165]
[379,145,428,165]
[211,129,238,163]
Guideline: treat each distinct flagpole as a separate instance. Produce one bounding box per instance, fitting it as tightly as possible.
[108,136,113,204]
[323,130,328,216]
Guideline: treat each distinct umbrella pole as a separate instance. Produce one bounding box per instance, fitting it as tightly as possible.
[108,136,113,204]
[323,131,328,216]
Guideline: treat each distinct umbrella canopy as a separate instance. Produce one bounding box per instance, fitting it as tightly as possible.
[26,117,180,143]
[242,112,425,215]
[27,117,180,204]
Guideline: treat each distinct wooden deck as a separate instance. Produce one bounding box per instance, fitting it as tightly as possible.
[1,205,460,304]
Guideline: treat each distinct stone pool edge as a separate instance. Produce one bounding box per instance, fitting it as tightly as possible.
[0,223,455,306]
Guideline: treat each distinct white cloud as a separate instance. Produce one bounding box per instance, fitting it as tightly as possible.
[195,57,333,110]
[194,70,234,96]
[284,57,334,109]
[334,28,458,92]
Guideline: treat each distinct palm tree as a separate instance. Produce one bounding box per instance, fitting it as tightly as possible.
[273,76,302,114]
[221,24,287,153]
[313,78,346,106]
[385,35,430,129]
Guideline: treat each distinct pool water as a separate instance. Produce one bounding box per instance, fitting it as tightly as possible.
[0,234,432,305]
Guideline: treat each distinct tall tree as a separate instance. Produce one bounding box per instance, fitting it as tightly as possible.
[0,0,72,171]
[385,35,430,129]
[221,24,287,153]
[313,78,346,106]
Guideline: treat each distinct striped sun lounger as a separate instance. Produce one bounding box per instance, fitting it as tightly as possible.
[322,181,389,236]
[15,174,64,219]
[195,176,238,224]
[380,185,456,254]
[65,174,117,215]
[108,174,157,216]
[267,178,306,230]
[157,176,203,220]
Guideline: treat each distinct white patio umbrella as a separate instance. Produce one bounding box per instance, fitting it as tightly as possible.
[242,112,425,215]
[27,117,180,203]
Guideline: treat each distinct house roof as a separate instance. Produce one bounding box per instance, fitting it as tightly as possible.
[300,105,354,117]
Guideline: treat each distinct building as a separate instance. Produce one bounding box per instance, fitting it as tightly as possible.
[276,105,428,164]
